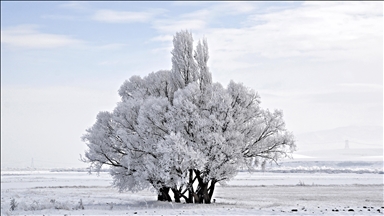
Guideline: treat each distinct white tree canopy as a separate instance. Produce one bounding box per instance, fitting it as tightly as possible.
[82,30,295,203]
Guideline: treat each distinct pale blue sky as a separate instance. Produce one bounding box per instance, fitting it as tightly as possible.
[1,1,382,168]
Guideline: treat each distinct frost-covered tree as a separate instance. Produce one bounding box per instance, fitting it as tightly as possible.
[170,30,199,97]
[167,81,294,203]
[194,38,212,91]
[82,30,295,204]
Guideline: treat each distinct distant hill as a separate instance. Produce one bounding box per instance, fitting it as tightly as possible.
[295,125,383,151]
[292,126,383,161]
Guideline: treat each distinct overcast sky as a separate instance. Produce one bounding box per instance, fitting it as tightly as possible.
[1,1,382,168]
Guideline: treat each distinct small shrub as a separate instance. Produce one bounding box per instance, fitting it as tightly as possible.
[76,199,84,210]
[9,198,18,211]
[297,180,306,186]
[53,200,70,210]
[108,202,114,210]
[29,200,39,211]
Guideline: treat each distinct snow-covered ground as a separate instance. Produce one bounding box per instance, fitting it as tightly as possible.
[1,165,383,215]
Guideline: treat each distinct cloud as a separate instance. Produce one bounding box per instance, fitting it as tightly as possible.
[59,1,89,11]
[92,9,164,23]
[257,87,383,133]
[41,14,77,21]
[1,25,84,49]
[171,2,210,7]
[95,43,127,50]
[98,60,121,66]
[150,35,173,42]
[339,83,383,92]
[150,2,259,35]
[152,19,206,33]
[232,2,381,60]
[306,91,382,105]
[199,1,382,78]
[213,2,258,15]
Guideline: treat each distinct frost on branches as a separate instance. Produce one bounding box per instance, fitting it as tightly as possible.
[82,30,296,204]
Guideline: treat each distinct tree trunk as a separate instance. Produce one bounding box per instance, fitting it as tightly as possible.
[171,188,181,203]
[164,187,172,202]
[196,182,210,203]
[157,193,163,201]
[158,187,172,202]
[207,180,216,203]
[193,169,205,203]
[202,182,210,204]
[193,192,201,203]
[187,170,218,204]
[187,169,194,203]
[195,177,217,204]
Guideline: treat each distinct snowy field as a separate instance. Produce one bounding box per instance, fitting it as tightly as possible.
[1,166,383,215]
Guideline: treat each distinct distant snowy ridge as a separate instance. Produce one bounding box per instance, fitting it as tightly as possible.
[295,126,383,151]
[244,160,384,174]
[254,166,383,174]
[49,168,110,172]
